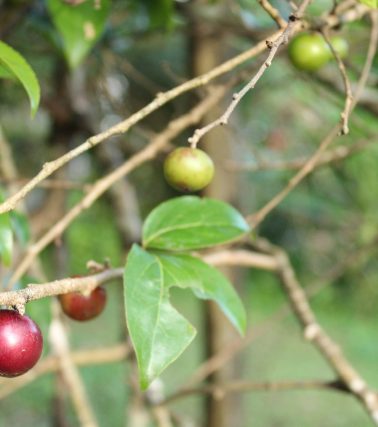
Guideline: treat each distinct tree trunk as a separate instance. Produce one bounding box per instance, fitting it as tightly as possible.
[189,5,243,427]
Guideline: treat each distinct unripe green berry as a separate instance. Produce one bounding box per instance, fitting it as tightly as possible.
[164,147,214,192]
[288,33,330,71]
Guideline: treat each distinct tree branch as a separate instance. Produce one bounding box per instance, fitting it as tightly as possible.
[0,38,276,215]
[255,238,378,425]
[258,0,287,28]
[0,343,131,400]
[161,378,348,405]
[226,138,373,172]
[247,10,378,228]
[7,86,228,287]
[321,29,353,135]
[0,248,275,307]
[49,307,99,427]
[0,2,369,215]
[188,0,313,148]
[0,268,122,310]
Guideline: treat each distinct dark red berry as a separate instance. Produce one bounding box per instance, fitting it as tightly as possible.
[0,309,43,378]
[59,287,107,321]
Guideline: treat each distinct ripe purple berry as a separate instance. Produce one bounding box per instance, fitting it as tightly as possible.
[59,287,107,321]
[0,309,43,378]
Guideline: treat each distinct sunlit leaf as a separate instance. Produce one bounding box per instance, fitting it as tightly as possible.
[47,0,111,69]
[0,64,15,79]
[143,196,250,251]
[124,244,196,389]
[157,252,247,335]
[0,41,40,116]
[358,0,377,8]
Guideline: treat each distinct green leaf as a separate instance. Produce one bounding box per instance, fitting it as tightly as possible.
[0,41,40,116]
[0,213,13,267]
[47,0,111,69]
[143,0,174,29]
[10,211,30,247]
[0,64,15,79]
[143,196,250,251]
[124,244,196,389]
[358,0,377,7]
[157,253,246,335]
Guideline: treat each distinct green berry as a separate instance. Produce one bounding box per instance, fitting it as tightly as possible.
[164,147,214,192]
[288,33,330,71]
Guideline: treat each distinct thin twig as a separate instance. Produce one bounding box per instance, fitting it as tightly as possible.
[202,249,278,271]
[247,12,378,228]
[0,242,375,422]
[247,126,340,227]
[0,36,277,215]
[0,248,275,306]
[7,86,228,287]
[188,0,313,148]
[161,378,347,405]
[120,59,162,94]
[352,10,378,106]
[0,268,122,309]
[226,139,373,172]
[146,380,174,427]
[0,3,369,215]
[0,178,92,191]
[179,235,378,388]
[0,129,50,295]
[0,343,131,400]
[258,0,287,28]
[321,29,353,135]
[49,308,99,427]
[255,238,378,425]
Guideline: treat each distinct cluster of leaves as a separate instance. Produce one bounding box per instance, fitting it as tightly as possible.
[0,0,377,395]
[124,196,250,388]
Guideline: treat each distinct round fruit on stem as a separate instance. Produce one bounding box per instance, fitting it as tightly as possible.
[164,147,214,192]
[0,309,43,378]
[288,33,331,71]
[59,286,107,321]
